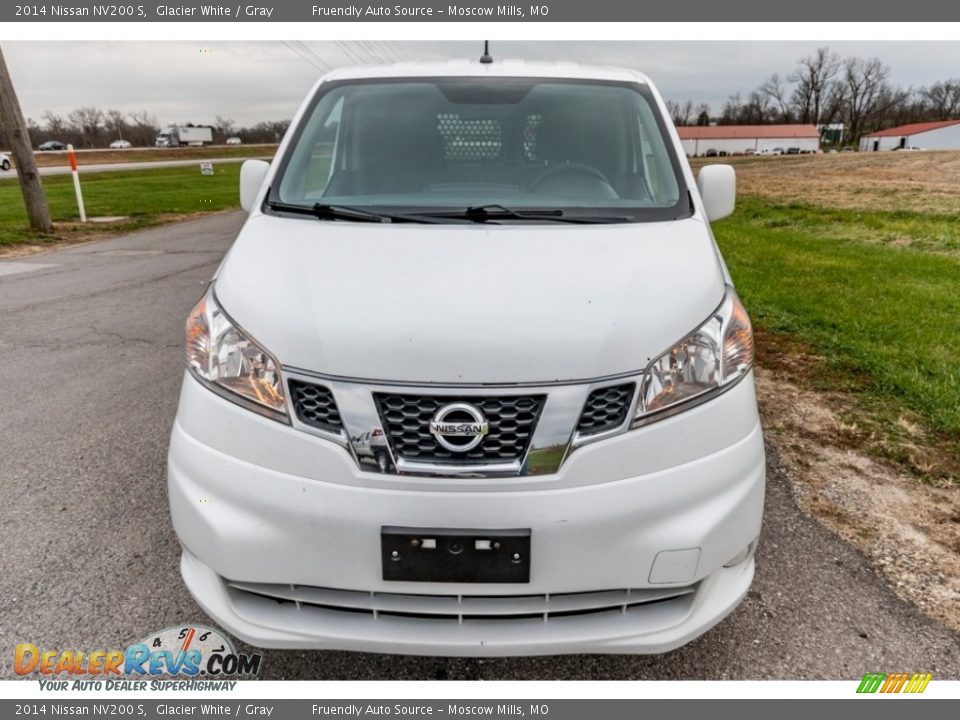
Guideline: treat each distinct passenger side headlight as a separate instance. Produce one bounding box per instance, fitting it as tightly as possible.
[634,287,753,425]
[185,287,288,422]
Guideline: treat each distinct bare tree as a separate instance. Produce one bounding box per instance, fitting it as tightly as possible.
[68,106,105,147]
[127,110,159,147]
[213,115,236,143]
[742,91,773,124]
[921,79,960,120]
[42,110,67,138]
[789,47,840,125]
[104,108,128,142]
[719,93,743,125]
[840,57,905,140]
[759,73,792,122]
[665,100,694,126]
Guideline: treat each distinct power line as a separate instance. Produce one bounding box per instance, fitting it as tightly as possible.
[281,40,327,74]
[373,41,402,62]
[335,41,367,66]
[294,41,334,72]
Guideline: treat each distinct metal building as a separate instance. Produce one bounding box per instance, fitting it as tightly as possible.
[859,120,960,151]
[677,125,821,157]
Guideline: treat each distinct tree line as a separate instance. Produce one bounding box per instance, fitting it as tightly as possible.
[665,47,960,142]
[21,109,290,148]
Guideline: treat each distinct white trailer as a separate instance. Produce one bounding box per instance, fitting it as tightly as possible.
[155,126,214,147]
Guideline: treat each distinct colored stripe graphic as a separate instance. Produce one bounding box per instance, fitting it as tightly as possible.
[857,673,886,693]
[904,673,933,693]
[857,672,932,694]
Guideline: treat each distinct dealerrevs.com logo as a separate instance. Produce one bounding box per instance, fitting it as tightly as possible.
[15,625,261,689]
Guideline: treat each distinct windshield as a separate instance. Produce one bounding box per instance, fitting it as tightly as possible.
[269,77,688,222]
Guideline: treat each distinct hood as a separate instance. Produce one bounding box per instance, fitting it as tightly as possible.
[215,214,725,384]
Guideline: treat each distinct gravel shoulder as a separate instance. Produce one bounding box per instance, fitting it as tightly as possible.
[0,213,957,680]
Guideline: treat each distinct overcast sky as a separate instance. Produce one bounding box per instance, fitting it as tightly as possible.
[4,41,959,126]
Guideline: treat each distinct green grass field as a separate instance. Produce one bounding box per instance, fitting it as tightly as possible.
[2,157,957,477]
[715,196,960,469]
[0,164,242,246]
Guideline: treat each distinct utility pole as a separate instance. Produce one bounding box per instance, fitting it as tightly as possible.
[0,45,53,234]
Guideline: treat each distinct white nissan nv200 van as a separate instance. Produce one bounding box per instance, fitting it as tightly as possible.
[168,59,765,656]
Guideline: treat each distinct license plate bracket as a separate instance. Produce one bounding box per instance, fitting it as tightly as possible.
[381,527,531,583]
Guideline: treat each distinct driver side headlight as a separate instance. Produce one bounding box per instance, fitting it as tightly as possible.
[634,287,753,425]
[185,287,288,422]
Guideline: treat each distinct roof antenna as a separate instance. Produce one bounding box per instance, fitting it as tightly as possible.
[479,40,493,64]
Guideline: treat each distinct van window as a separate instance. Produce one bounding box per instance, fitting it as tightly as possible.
[273,78,687,221]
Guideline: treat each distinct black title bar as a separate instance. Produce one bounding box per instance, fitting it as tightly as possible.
[4,0,959,22]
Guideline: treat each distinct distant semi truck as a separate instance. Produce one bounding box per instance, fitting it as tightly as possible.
[155,126,214,147]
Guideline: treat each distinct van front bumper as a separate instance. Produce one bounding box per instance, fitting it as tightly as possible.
[168,372,765,656]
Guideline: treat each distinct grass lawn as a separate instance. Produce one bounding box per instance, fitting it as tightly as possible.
[714,195,960,476]
[27,144,278,168]
[0,164,242,247]
[2,153,956,478]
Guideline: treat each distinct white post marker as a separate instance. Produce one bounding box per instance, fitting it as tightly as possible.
[67,144,86,222]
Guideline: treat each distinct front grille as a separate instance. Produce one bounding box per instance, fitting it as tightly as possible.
[289,380,343,433]
[576,383,636,436]
[375,394,545,465]
[226,580,695,623]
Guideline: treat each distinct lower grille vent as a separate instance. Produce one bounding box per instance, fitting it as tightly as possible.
[225,581,695,623]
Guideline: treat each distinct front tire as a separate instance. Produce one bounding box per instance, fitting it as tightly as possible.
[1,160,9,171]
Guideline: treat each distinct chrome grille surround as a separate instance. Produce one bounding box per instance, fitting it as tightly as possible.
[282,368,643,478]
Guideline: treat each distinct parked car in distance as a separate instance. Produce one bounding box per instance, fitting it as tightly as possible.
[226,136,243,145]
[744,148,755,156]
[1,152,10,171]
[785,147,801,155]
[38,141,67,151]
[704,148,718,157]
[169,60,765,658]
[109,139,132,149]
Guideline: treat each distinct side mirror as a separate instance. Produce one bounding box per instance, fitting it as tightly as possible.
[239,159,270,212]
[696,164,736,222]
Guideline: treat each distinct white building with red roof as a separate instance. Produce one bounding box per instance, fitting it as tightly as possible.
[676,124,820,157]
[859,120,960,151]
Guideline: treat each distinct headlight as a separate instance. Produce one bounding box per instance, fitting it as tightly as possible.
[635,287,753,425]
[185,287,288,422]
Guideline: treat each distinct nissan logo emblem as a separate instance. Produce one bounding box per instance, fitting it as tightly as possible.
[429,403,489,453]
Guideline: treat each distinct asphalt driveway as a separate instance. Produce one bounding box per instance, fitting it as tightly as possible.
[1,211,957,679]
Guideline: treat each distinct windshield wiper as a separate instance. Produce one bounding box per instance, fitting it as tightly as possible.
[266,201,446,224]
[421,204,633,224]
